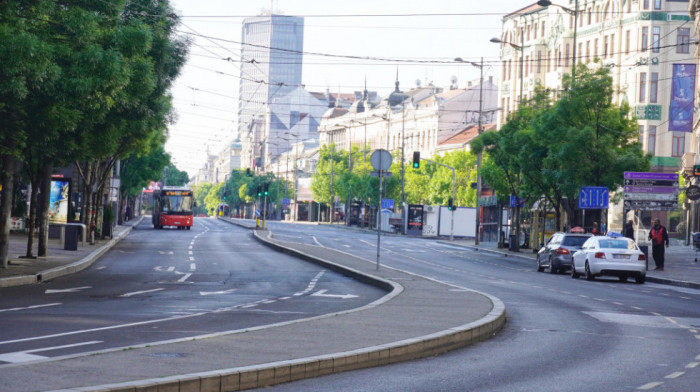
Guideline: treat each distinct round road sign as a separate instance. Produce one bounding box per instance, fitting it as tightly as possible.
[370,149,392,171]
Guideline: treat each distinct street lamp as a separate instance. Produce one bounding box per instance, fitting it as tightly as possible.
[454,57,484,245]
[537,0,578,87]
[490,37,525,105]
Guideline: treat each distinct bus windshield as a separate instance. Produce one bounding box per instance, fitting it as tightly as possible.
[160,194,193,214]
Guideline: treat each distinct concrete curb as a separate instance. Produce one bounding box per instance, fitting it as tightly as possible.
[0,216,143,288]
[47,218,507,392]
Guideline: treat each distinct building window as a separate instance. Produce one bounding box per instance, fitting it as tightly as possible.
[565,43,570,67]
[652,26,660,53]
[586,41,591,63]
[672,132,685,157]
[534,22,538,39]
[654,0,661,10]
[610,34,614,58]
[541,21,545,37]
[639,72,647,103]
[677,28,690,53]
[537,51,542,73]
[625,30,631,55]
[639,125,645,145]
[650,72,659,103]
[642,27,649,51]
[603,36,608,58]
[643,0,650,10]
[648,125,656,155]
[595,38,599,59]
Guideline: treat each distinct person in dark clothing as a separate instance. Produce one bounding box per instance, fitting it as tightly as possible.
[648,218,669,270]
[624,220,634,240]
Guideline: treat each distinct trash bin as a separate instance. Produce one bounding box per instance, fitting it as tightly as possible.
[639,245,649,270]
[509,234,518,251]
[64,225,78,251]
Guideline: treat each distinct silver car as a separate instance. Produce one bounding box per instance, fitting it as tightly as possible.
[571,236,646,284]
[537,232,592,274]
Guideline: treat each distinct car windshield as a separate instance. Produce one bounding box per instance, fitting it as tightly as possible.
[598,239,636,250]
[562,236,589,246]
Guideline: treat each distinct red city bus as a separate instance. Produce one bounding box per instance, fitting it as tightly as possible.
[152,187,194,230]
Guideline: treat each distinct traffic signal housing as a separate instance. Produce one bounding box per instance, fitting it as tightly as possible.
[246,168,252,177]
[256,185,262,197]
[263,183,269,196]
[447,198,454,210]
[412,151,420,169]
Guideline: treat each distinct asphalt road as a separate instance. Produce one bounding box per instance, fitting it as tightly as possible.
[254,222,700,392]
[0,218,385,365]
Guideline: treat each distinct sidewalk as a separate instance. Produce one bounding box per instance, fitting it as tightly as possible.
[0,217,142,287]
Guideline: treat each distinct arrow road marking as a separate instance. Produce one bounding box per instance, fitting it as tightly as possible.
[120,288,165,298]
[45,287,91,294]
[158,251,174,255]
[154,266,175,272]
[311,290,359,300]
[199,289,236,296]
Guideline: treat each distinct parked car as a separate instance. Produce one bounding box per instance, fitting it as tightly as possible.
[571,236,646,284]
[536,232,592,274]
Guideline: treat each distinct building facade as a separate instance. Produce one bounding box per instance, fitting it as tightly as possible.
[238,14,304,168]
[497,0,695,173]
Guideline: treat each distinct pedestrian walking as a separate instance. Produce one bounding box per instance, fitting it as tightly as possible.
[648,218,669,270]
[624,220,634,240]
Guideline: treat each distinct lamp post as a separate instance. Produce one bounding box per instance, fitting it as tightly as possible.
[454,57,485,245]
[490,37,525,251]
[537,0,578,87]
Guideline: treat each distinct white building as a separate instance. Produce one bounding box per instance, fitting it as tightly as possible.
[496,0,696,173]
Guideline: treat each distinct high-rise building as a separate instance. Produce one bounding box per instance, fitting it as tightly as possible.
[238,14,304,170]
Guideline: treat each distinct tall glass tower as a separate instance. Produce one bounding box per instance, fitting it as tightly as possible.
[238,14,304,139]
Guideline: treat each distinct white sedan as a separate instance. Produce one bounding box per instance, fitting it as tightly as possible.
[571,236,646,284]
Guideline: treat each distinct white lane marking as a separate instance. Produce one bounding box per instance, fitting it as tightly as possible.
[637,382,663,390]
[665,372,684,379]
[190,263,196,271]
[686,362,699,369]
[293,271,326,296]
[96,266,107,270]
[120,288,165,298]
[45,286,91,294]
[158,251,174,255]
[0,341,102,363]
[199,289,236,296]
[312,236,323,246]
[188,251,193,255]
[178,273,192,283]
[153,266,175,272]
[311,290,359,300]
[0,303,61,313]
[189,257,194,261]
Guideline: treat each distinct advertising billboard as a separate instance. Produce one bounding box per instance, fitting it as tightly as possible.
[49,178,71,224]
[669,64,696,132]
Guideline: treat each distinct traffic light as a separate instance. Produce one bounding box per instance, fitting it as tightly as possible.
[256,185,262,197]
[246,168,252,177]
[412,151,420,169]
[447,198,454,210]
[263,183,269,196]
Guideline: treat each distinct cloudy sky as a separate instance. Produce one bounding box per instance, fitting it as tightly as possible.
[167,0,533,176]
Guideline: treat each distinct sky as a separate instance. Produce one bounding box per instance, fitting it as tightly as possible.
[167,0,533,177]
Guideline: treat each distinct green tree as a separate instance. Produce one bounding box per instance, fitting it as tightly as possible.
[164,163,189,187]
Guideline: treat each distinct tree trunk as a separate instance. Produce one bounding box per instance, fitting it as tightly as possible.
[38,162,53,257]
[25,176,40,258]
[0,154,17,268]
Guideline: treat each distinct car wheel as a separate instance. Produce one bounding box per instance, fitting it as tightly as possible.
[549,257,557,274]
[635,275,646,284]
[571,261,580,279]
[585,262,595,281]
[537,257,545,272]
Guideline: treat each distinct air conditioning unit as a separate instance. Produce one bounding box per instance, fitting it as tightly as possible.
[425,205,433,212]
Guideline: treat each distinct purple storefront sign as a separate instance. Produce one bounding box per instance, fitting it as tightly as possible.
[669,64,696,132]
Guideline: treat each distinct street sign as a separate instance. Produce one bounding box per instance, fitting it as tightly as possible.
[370,149,392,171]
[687,185,700,201]
[579,186,609,209]
[509,195,525,208]
[381,199,394,209]
[623,172,679,211]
